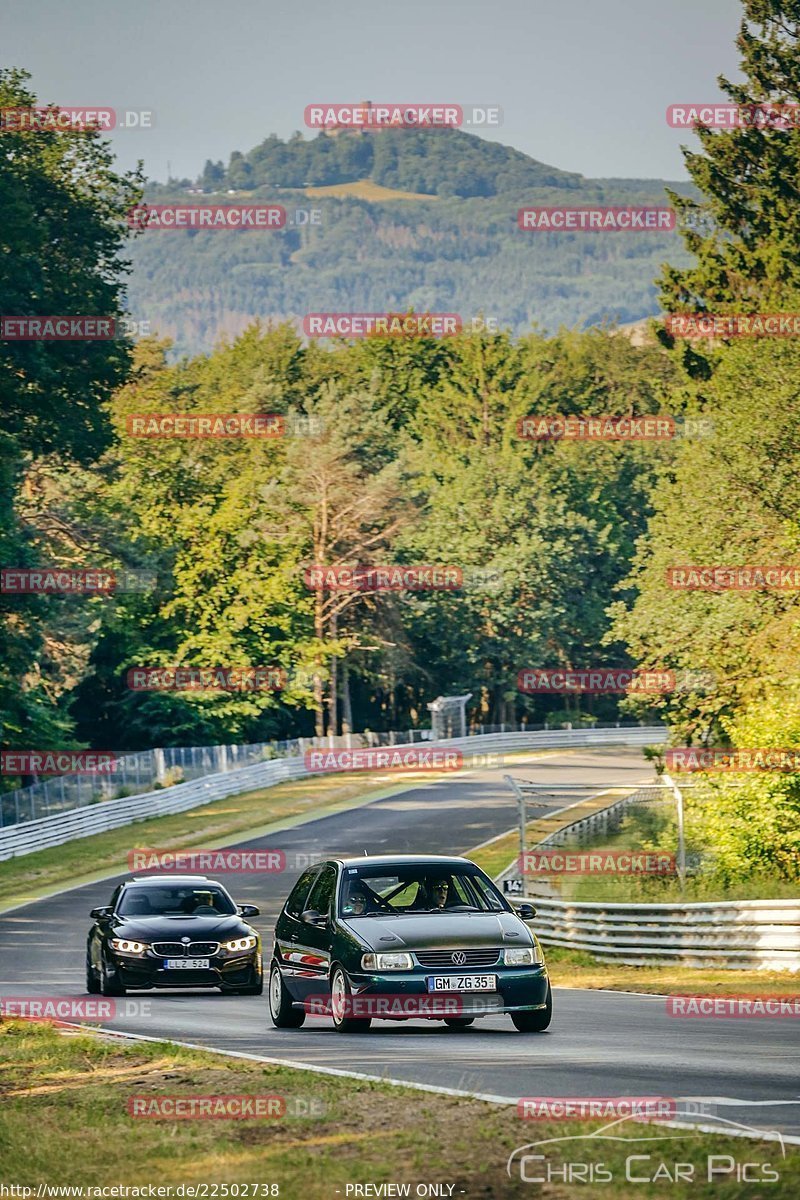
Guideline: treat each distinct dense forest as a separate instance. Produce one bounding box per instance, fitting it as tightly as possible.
[130,129,696,357]
[3,0,800,888]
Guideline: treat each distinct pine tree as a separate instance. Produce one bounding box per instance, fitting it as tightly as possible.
[659,0,800,311]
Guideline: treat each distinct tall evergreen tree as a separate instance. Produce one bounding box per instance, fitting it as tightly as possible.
[660,0,800,311]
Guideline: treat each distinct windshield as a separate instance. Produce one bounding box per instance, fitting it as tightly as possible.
[339,865,507,917]
[118,885,236,917]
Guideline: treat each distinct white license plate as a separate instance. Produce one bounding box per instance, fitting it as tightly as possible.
[427,974,496,992]
[163,958,210,970]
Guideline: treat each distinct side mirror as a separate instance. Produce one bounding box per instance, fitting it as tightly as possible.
[239,903,260,917]
[301,908,327,927]
[517,902,537,920]
[90,906,113,920]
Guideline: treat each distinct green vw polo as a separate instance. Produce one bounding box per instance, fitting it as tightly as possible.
[268,854,551,1033]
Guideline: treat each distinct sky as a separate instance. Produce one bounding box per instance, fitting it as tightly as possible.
[3,0,744,182]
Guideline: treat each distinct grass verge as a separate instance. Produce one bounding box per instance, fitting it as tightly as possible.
[0,1020,796,1197]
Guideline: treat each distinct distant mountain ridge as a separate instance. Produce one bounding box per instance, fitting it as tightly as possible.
[131,128,694,357]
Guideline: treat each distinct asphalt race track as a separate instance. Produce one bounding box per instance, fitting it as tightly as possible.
[1,747,798,1143]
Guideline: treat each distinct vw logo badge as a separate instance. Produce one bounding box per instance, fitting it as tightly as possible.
[451,950,467,966]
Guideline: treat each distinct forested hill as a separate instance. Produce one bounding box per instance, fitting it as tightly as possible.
[129,128,695,357]
[182,127,584,197]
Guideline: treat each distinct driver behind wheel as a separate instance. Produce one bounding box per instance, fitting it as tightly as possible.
[342,885,369,916]
[410,876,452,909]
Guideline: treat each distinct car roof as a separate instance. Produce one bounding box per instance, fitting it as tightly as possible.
[127,875,219,885]
[334,854,473,868]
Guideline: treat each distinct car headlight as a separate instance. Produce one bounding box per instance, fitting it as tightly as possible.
[110,938,149,954]
[503,946,540,966]
[361,952,413,971]
[223,936,258,952]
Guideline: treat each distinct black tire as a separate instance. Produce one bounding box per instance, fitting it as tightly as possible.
[511,984,552,1032]
[99,953,126,997]
[330,966,372,1033]
[443,1017,475,1028]
[268,962,305,1028]
[86,949,101,995]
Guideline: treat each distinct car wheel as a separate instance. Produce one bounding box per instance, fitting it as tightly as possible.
[99,953,126,997]
[443,1017,474,1028]
[268,962,305,1028]
[330,966,371,1033]
[511,984,552,1032]
[86,949,101,995]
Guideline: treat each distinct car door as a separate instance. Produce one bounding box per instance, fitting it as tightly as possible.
[288,863,338,1000]
[274,866,322,998]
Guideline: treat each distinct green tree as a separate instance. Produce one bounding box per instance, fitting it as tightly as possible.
[0,67,142,765]
[660,0,800,311]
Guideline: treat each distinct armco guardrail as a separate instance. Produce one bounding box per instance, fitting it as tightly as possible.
[0,719,652,826]
[494,780,670,894]
[0,725,664,862]
[527,897,800,971]
[495,777,800,971]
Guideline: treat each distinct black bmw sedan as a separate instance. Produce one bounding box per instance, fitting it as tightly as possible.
[268,854,552,1032]
[86,874,263,996]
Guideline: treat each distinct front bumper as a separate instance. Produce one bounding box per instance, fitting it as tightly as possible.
[296,965,550,1017]
[110,949,261,989]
